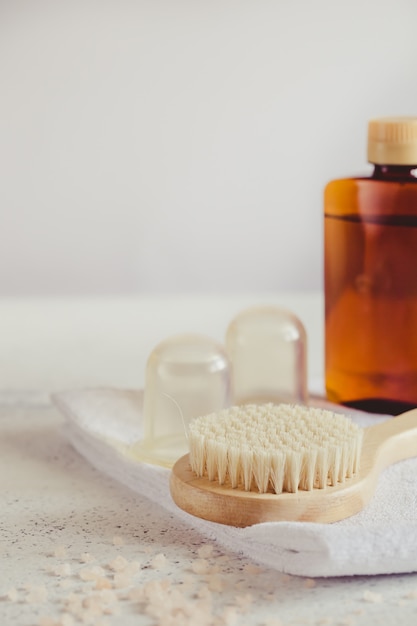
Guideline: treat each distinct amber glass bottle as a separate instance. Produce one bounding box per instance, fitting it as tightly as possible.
[324,117,417,414]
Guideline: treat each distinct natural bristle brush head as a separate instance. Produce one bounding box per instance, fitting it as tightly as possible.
[187,404,363,494]
[169,404,417,526]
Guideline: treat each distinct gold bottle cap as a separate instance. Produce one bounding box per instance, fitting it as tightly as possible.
[367,117,417,165]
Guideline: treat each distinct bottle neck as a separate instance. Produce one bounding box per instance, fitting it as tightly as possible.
[371,164,417,181]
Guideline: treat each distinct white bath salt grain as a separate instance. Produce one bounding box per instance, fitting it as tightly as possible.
[64,592,81,607]
[26,585,48,604]
[80,552,94,563]
[113,572,133,589]
[94,577,112,591]
[59,579,73,590]
[220,606,238,626]
[108,555,129,572]
[195,588,213,614]
[191,558,210,575]
[197,586,212,602]
[53,545,67,558]
[115,587,130,601]
[150,552,167,569]
[99,588,118,605]
[83,601,103,619]
[103,604,120,617]
[363,590,383,603]
[141,579,171,604]
[145,588,195,622]
[38,617,56,626]
[127,586,145,602]
[112,535,125,546]
[207,575,224,592]
[189,606,215,626]
[197,544,214,559]
[59,615,75,626]
[54,563,72,577]
[405,589,417,599]
[144,582,163,605]
[6,587,18,602]
[67,603,84,621]
[80,609,102,625]
[79,565,106,581]
[198,602,214,619]
[143,599,166,620]
[182,572,197,585]
[234,593,253,610]
[125,560,141,576]
[82,595,103,614]
[83,602,114,626]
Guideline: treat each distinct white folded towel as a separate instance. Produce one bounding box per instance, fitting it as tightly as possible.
[53,388,417,578]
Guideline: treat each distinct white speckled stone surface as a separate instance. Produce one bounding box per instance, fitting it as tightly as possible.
[3,403,417,625]
[1,296,417,625]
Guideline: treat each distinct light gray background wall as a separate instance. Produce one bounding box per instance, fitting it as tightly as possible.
[1,0,416,295]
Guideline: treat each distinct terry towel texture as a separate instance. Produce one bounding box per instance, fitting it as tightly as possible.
[53,388,417,578]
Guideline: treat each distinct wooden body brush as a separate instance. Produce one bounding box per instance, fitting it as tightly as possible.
[169,403,417,526]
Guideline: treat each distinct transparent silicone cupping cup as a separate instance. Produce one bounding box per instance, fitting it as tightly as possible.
[225,306,308,406]
[133,334,232,467]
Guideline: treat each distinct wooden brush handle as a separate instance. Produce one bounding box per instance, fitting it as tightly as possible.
[169,409,417,526]
[361,408,417,473]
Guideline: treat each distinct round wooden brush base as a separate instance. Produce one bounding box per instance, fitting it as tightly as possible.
[169,453,366,526]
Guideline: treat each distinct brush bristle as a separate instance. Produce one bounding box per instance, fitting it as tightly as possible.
[188,404,363,494]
